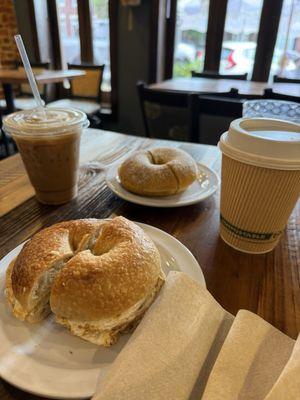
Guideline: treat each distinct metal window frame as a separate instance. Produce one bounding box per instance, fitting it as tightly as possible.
[164,0,177,79]
[204,0,228,72]
[77,0,94,63]
[252,0,284,82]
[165,0,284,82]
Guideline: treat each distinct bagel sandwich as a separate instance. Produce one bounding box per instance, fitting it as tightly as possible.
[5,217,165,346]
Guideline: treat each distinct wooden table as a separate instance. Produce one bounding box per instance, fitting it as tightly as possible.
[0,129,299,399]
[0,69,85,112]
[150,77,300,97]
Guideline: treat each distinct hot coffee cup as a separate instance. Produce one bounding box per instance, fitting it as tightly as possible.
[218,118,300,254]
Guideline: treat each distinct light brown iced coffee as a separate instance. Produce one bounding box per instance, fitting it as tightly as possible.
[3,108,89,204]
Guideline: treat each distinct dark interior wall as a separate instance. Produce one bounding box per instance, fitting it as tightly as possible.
[116,3,151,136]
[13,0,37,62]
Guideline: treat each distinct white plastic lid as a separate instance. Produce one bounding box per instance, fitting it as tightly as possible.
[3,107,88,137]
[219,118,300,170]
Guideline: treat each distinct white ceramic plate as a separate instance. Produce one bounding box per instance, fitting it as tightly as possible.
[105,163,219,208]
[0,222,205,399]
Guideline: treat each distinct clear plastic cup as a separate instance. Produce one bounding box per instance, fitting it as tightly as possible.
[3,107,89,205]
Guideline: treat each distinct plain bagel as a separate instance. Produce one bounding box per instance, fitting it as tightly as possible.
[5,216,165,346]
[118,147,198,196]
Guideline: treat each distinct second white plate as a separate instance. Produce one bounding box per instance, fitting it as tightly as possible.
[105,163,219,207]
[0,222,205,399]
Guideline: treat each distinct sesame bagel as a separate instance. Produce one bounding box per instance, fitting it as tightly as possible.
[5,217,164,345]
[118,147,198,196]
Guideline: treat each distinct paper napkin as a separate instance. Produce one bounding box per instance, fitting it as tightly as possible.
[264,334,300,400]
[93,271,299,400]
[93,271,233,400]
[201,310,295,399]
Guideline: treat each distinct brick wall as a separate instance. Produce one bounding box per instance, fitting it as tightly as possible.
[0,0,19,68]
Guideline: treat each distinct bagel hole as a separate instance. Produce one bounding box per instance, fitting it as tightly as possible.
[148,151,165,165]
[69,224,105,254]
[67,233,75,253]
[87,224,106,252]
[152,159,165,165]
[88,223,114,256]
[90,245,113,257]
[73,234,91,253]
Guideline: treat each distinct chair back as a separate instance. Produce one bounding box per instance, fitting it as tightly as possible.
[191,70,248,80]
[16,62,50,97]
[263,89,300,104]
[68,63,104,102]
[137,82,242,141]
[188,94,243,144]
[273,75,300,84]
[137,82,190,140]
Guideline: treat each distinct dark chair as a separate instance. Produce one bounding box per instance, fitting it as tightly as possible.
[263,89,300,104]
[48,63,105,127]
[0,131,10,160]
[0,114,9,160]
[234,93,263,100]
[137,82,240,141]
[191,71,248,80]
[273,75,300,84]
[188,94,244,144]
[137,82,189,140]
[0,111,11,159]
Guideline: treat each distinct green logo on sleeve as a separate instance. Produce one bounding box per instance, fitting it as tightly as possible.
[220,215,282,241]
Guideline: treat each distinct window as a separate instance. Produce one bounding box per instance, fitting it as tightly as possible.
[220,0,263,75]
[56,0,80,65]
[173,0,209,77]
[90,0,111,91]
[271,0,300,79]
[18,0,117,113]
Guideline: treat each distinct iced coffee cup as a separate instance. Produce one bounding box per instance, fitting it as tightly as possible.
[3,107,89,205]
[218,118,300,254]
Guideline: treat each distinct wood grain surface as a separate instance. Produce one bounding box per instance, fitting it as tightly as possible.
[150,77,300,97]
[0,129,299,400]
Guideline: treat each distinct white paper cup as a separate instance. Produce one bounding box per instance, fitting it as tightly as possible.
[218,118,300,254]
